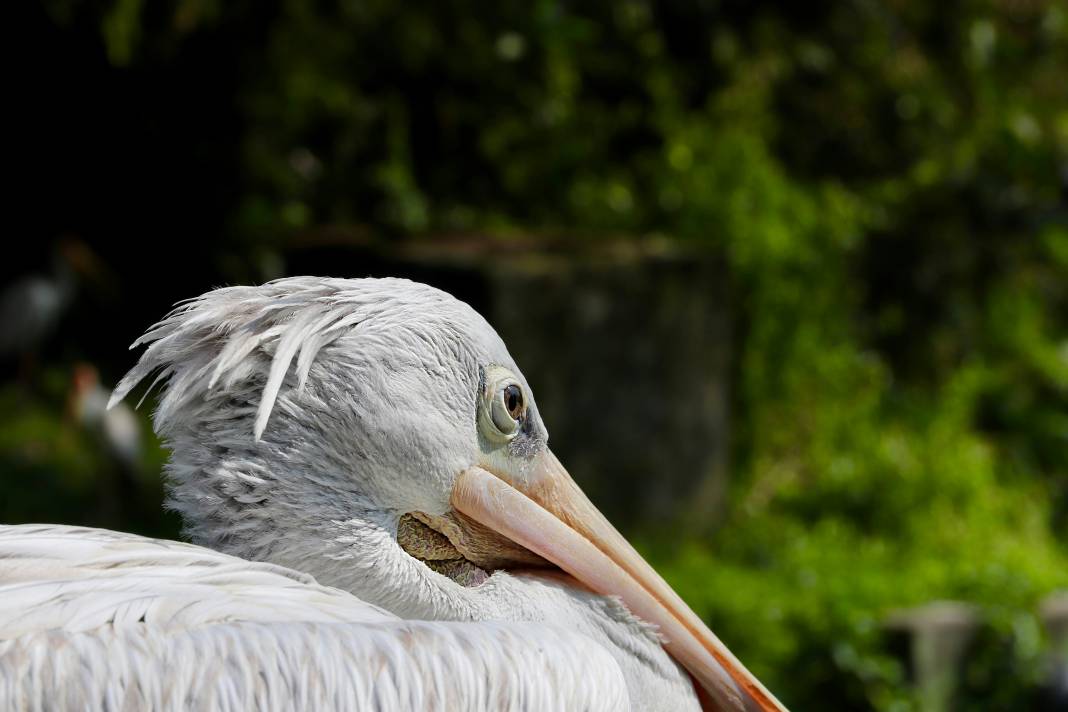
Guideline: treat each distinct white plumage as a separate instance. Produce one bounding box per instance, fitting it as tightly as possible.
[0,526,627,712]
[0,277,782,712]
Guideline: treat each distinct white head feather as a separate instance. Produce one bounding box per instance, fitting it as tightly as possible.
[111,277,544,545]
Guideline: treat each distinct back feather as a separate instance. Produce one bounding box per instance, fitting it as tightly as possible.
[0,525,630,712]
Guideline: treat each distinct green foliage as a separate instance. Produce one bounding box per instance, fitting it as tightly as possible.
[28,0,1068,708]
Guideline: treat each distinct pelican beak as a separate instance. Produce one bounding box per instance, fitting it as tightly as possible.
[451,449,786,712]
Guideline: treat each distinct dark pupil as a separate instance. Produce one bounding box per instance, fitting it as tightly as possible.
[504,385,523,419]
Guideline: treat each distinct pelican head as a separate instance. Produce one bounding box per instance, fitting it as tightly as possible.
[111,276,781,712]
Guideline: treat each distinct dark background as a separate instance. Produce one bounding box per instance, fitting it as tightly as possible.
[5,1,1067,709]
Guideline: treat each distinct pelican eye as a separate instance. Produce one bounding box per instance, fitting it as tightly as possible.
[490,382,525,435]
[503,384,524,419]
[480,366,528,442]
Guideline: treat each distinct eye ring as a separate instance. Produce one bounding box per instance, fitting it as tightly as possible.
[480,366,527,442]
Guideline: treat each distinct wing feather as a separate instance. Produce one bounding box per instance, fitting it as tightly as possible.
[0,525,629,712]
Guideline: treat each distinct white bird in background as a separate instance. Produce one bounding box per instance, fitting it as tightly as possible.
[70,362,143,470]
[0,277,786,712]
[0,237,104,368]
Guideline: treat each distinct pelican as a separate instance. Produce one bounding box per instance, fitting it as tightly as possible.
[0,277,785,711]
[0,237,103,368]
